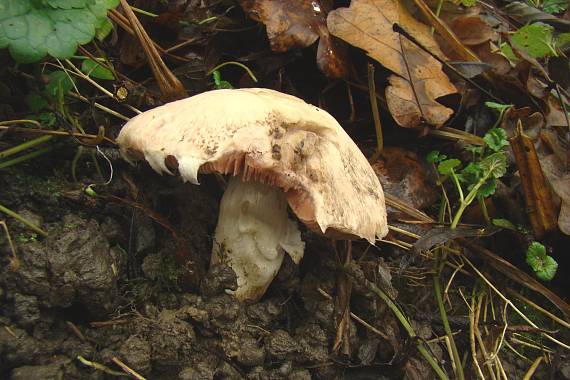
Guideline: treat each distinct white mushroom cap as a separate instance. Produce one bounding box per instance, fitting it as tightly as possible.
[117,88,388,242]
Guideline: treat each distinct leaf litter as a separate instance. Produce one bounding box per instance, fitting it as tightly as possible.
[0,0,570,379]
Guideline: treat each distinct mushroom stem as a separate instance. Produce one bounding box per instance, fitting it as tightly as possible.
[212,177,305,302]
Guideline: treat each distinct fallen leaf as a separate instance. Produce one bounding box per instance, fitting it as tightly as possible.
[447,61,492,78]
[327,0,457,128]
[544,94,570,128]
[371,147,438,217]
[540,154,570,235]
[438,11,510,75]
[502,1,570,29]
[448,15,494,46]
[470,42,511,75]
[509,122,558,238]
[238,0,348,78]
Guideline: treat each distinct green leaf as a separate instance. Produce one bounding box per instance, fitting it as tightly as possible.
[556,33,570,52]
[464,145,483,156]
[458,162,482,186]
[95,17,113,41]
[480,152,507,179]
[484,128,509,152]
[492,218,517,230]
[542,0,569,14]
[499,42,520,63]
[28,112,57,127]
[484,101,512,112]
[81,58,115,80]
[25,92,47,112]
[43,0,89,9]
[212,70,233,90]
[45,70,75,97]
[527,241,546,259]
[438,159,461,175]
[511,22,557,58]
[478,178,496,197]
[426,150,446,164]
[526,242,558,281]
[0,0,119,63]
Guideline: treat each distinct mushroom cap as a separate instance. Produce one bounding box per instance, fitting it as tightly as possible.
[117,88,388,242]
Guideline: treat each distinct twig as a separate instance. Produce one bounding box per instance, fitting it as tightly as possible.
[317,287,390,340]
[367,63,383,156]
[112,356,147,380]
[0,126,116,145]
[470,294,486,379]
[0,221,19,268]
[522,356,543,380]
[507,288,570,330]
[77,356,125,377]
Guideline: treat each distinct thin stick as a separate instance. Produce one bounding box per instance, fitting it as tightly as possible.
[0,119,41,128]
[470,294,486,379]
[0,126,116,145]
[0,221,18,266]
[367,63,383,155]
[112,357,147,380]
[507,288,570,330]
[317,287,390,340]
[77,356,125,376]
[522,356,543,380]
[464,256,570,350]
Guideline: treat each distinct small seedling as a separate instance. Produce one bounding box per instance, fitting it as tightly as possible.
[526,241,557,281]
[212,70,233,90]
[16,232,38,243]
[427,128,509,229]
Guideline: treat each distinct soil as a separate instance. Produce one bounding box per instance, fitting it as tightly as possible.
[1,148,567,379]
[0,161,425,380]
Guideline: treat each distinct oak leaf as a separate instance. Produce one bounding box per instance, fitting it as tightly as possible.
[327,0,457,128]
[238,0,348,78]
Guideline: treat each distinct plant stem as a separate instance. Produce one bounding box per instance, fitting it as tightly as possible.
[0,203,48,237]
[0,145,55,170]
[434,273,465,379]
[207,61,258,83]
[0,135,53,160]
[434,168,466,379]
[450,170,464,202]
[346,263,449,380]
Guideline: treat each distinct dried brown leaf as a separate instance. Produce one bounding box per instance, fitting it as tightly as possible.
[449,16,494,46]
[540,154,570,235]
[510,123,558,238]
[238,0,348,78]
[327,0,457,128]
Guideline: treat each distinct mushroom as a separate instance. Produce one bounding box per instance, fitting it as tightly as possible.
[117,88,388,302]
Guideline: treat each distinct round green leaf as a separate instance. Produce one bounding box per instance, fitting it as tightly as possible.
[511,23,556,58]
[81,58,115,80]
[0,0,119,63]
[483,128,509,152]
[438,159,461,175]
[45,70,75,97]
